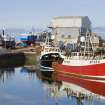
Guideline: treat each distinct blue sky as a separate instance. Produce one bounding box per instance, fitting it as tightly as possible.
[0,0,104,28]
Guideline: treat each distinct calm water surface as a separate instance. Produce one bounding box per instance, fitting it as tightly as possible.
[0,67,105,105]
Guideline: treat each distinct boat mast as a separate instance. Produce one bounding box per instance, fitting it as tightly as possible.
[83,30,94,59]
[45,33,50,46]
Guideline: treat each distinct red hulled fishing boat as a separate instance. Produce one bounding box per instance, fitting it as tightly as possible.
[53,31,105,79]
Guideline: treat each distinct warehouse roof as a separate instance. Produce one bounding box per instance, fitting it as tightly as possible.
[54,16,88,19]
[49,16,91,28]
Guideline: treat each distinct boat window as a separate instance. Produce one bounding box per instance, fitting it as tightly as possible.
[79,53,81,56]
[75,53,77,56]
[82,53,84,56]
[56,49,58,51]
[85,54,88,56]
[45,55,48,58]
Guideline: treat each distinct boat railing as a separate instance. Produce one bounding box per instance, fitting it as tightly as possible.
[64,55,105,60]
[64,52,97,60]
[42,46,64,53]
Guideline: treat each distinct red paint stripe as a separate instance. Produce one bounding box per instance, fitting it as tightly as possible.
[56,63,105,76]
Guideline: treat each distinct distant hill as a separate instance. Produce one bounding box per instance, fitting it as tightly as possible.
[3,26,105,35]
[0,28,44,41]
[1,27,105,41]
[4,28,27,34]
[1,28,44,34]
[92,27,105,39]
[92,27,105,32]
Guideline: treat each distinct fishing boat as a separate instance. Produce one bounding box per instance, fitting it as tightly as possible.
[39,36,63,71]
[53,31,105,79]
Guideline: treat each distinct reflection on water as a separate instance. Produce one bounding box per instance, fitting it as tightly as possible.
[37,71,105,105]
[0,67,105,105]
[0,68,15,83]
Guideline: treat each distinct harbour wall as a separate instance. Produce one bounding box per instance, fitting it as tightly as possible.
[0,52,37,68]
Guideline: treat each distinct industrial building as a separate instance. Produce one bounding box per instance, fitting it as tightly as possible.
[49,16,91,42]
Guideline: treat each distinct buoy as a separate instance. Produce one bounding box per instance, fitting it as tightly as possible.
[80,36,85,42]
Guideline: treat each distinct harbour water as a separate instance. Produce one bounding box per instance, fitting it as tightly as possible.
[0,67,105,105]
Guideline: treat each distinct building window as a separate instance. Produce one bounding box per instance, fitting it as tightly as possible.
[68,35,71,38]
[61,35,65,38]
